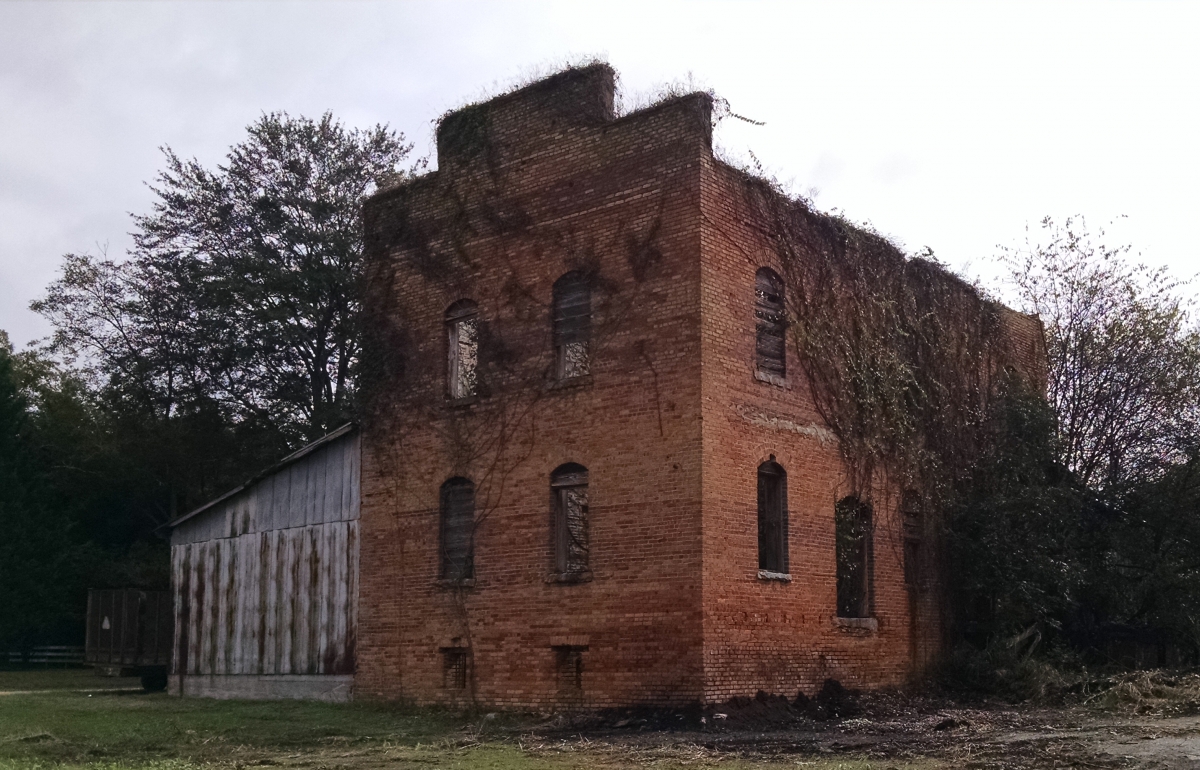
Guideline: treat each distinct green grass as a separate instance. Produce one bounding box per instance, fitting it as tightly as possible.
[0,669,140,693]
[0,670,938,770]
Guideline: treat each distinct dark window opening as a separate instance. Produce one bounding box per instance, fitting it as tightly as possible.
[757,460,788,574]
[553,271,591,379]
[442,648,468,690]
[901,491,923,588]
[551,464,589,576]
[554,646,585,696]
[755,268,786,379]
[440,477,475,581]
[446,299,479,399]
[836,496,873,618]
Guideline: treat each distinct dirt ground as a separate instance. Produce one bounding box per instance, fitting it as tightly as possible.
[2,669,1200,769]
[567,703,1200,769]
[530,677,1200,769]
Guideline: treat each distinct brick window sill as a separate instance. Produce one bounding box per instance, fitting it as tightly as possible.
[436,578,476,589]
[754,370,790,389]
[833,616,878,632]
[446,395,478,408]
[757,570,792,582]
[545,571,593,584]
[546,374,593,391]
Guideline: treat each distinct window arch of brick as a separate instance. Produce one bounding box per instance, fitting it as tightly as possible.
[754,267,786,380]
[757,460,788,574]
[552,272,591,380]
[440,477,475,581]
[550,463,589,577]
[445,299,479,400]
[835,496,873,618]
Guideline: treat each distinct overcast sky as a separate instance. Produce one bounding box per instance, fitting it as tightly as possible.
[2,0,1198,349]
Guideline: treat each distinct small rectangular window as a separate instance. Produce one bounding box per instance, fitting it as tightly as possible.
[442,648,468,690]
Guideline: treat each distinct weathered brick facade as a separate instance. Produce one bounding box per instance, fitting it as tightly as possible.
[355,64,1045,708]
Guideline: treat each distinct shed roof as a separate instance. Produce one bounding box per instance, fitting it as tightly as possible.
[164,422,358,530]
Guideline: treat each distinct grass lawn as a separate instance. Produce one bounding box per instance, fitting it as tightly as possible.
[0,670,937,770]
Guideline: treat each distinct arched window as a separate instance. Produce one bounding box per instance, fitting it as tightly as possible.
[553,272,591,380]
[440,477,475,580]
[445,300,478,400]
[551,463,589,576]
[754,268,786,380]
[757,460,788,574]
[835,496,873,618]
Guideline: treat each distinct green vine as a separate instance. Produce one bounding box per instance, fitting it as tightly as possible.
[738,172,1016,514]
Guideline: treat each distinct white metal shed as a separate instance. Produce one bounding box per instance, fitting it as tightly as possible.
[168,424,360,701]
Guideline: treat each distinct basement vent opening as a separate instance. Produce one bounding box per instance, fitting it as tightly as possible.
[442,648,468,690]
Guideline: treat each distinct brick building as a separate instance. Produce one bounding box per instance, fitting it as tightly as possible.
[356,64,1044,708]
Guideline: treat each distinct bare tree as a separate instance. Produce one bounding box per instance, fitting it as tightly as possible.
[1002,216,1200,491]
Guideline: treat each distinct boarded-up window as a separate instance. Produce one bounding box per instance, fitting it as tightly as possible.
[446,300,478,399]
[836,496,873,618]
[757,460,788,574]
[553,272,591,379]
[440,477,474,581]
[551,464,589,576]
[755,268,786,379]
[901,491,922,588]
[554,645,585,697]
[442,648,468,690]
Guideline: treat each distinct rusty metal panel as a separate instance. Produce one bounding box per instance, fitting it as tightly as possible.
[317,523,332,673]
[280,528,294,674]
[349,435,361,523]
[86,588,174,668]
[326,438,345,525]
[172,546,189,675]
[187,542,202,675]
[337,437,351,522]
[205,540,219,675]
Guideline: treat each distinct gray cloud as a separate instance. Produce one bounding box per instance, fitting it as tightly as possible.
[3,0,1198,349]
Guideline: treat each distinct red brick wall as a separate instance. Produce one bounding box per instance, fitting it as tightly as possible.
[696,160,938,701]
[356,66,713,707]
[356,65,1045,708]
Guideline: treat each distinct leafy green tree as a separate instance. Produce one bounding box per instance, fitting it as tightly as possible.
[33,112,413,519]
[947,217,1200,664]
[35,112,412,442]
[946,376,1085,640]
[0,332,81,649]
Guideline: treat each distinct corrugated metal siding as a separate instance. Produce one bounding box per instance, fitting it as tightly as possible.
[171,432,360,677]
